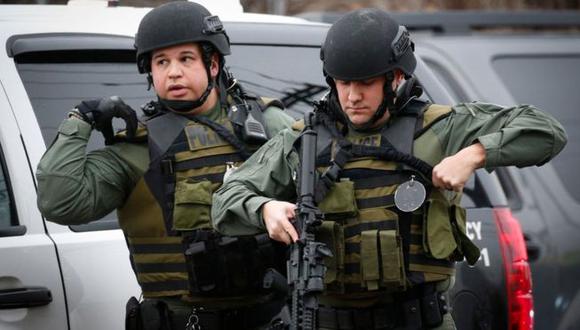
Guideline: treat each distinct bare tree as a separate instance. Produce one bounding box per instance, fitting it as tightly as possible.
[241,0,580,14]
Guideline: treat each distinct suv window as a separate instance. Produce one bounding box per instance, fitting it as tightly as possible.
[423,59,470,102]
[492,55,580,202]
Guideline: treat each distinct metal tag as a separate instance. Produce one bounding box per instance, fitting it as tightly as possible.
[394,175,426,213]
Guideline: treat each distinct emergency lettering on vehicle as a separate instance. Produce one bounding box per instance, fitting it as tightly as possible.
[466,221,482,241]
[466,221,490,267]
[479,248,490,267]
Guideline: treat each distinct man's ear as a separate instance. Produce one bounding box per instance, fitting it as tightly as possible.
[147,73,155,91]
[394,69,405,84]
[210,53,220,80]
[391,69,405,91]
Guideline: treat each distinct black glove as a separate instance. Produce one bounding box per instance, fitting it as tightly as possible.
[76,96,138,145]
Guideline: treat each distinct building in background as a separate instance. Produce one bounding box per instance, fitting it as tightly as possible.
[1,0,580,14]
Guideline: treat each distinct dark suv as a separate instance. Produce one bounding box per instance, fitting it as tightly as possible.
[302,10,580,330]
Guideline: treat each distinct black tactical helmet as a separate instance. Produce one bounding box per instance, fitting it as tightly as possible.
[320,8,416,81]
[135,1,231,74]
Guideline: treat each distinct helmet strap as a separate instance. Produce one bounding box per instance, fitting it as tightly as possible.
[158,80,214,113]
[361,71,396,129]
[146,73,153,91]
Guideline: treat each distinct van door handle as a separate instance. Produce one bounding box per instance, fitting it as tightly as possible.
[0,286,52,309]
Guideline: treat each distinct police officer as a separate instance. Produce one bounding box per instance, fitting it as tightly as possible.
[212,8,567,330]
[36,2,294,330]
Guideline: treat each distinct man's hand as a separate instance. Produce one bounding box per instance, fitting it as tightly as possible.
[76,96,138,145]
[262,200,298,245]
[432,143,486,191]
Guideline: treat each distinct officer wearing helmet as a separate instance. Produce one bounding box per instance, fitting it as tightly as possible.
[36,2,294,329]
[212,8,567,329]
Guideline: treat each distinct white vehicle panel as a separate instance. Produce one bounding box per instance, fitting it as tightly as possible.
[51,229,140,330]
[0,80,67,329]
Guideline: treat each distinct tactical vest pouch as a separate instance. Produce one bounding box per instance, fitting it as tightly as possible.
[379,230,406,291]
[424,199,481,265]
[423,199,457,260]
[316,221,344,286]
[173,179,212,231]
[359,228,406,292]
[450,205,481,265]
[361,230,381,290]
[317,180,358,220]
[183,230,221,294]
[183,230,278,296]
[125,296,142,330]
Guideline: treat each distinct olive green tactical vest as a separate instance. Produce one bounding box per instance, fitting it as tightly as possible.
[312,103,476,297]
[117,101,279,301]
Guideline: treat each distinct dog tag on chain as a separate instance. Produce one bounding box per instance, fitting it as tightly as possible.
[394,175,426,212]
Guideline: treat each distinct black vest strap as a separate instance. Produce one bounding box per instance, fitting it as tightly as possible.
[381,101,424,157]
[313,99,433,203]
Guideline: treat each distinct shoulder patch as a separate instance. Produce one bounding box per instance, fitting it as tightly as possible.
[422,104,452,129]
[291,119,305,132]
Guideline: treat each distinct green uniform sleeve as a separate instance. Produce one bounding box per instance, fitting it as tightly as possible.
[36,117,143,225]
[212,129,300,236]
[262,105,296,137]
[428,102,568,171]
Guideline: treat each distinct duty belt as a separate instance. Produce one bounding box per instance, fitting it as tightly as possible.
[317,283,449,330]
[170,300,285,330]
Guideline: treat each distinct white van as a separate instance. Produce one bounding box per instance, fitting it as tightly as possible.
[0,3,323,329]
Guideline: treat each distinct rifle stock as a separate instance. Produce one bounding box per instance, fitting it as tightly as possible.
[288,111,332,330]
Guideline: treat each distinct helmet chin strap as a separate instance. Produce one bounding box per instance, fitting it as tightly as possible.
[158,79,214,113]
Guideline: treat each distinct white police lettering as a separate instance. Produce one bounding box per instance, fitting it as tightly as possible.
[466,221,482,241]
[466,221,490,267]
[479,248,490,267]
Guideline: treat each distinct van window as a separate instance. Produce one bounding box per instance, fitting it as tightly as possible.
[492,55,580,203]
[16,45,326,149]
[0,161,11,228]
[0,144,20,236]
[16,60,154,151]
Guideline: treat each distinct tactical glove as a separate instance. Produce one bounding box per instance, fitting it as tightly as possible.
[75,96,138,145]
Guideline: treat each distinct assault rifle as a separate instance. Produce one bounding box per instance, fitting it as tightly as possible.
[288,111,333,330]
